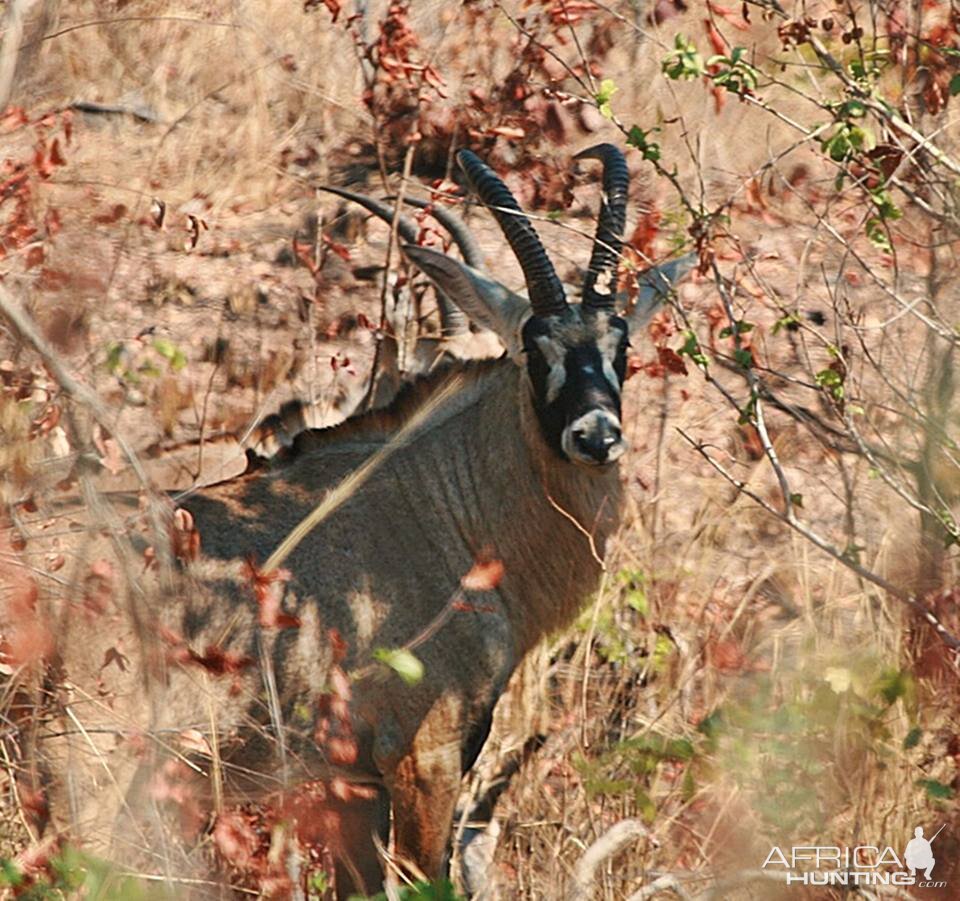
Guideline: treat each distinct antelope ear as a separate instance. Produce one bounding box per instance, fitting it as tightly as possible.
[402,244,528,358]
[623,253,696,328]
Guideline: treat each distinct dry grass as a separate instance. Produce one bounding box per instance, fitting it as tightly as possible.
[0,0,958,898]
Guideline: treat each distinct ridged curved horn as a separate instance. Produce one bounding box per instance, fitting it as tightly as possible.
[320,185,469,337]
[393,196,484,270]
[457,149,567,318]
[575,143,629,312]
[320,185,419,245]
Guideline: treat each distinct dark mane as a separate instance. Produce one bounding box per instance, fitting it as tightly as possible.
[252,355,507,468]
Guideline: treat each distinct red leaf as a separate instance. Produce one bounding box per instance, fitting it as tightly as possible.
[0,527,50,667]
[461,556,504,591]
[48,138,66,166]
[706,1,750,30]
[0,106,28,133]
[657,346,688,376]
[242,558,300,629]
[627,209,661,260]
[328,628,348,663]
[706,637,748,671]
[188,645,254,676]
[292,238,319,276]
[704,18,727,54]
[44,207,62,237]
[24,245,44,270]
[321,232,351,262]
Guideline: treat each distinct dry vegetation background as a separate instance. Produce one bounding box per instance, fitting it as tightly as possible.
[0,0,959,898]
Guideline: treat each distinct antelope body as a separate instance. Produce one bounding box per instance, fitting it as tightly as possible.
[20,145,689,896]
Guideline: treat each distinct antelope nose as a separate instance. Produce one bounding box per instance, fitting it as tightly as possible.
[572,420,622,463]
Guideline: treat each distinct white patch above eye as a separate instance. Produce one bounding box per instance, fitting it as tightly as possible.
[546,364,566,403]
[597,327,624,362]
[535,335,568,404]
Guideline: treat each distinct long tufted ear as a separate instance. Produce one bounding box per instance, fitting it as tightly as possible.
[623,253,696,328]
[403,244,529,359]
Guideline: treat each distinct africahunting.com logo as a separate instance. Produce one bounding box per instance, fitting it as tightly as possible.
[762,825,947,888]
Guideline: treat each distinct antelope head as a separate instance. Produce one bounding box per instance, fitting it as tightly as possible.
[404,143,685,468]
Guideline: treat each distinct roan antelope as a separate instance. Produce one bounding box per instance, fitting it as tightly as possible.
[15,144,690,896]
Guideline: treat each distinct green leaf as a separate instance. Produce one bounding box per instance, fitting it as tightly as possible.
[152,336,177,360]
[733,348,753,369]
[815,367,844,400]
[772,313,800,335]
[363,878,464,901]
[718,320,754,338]
[950,73,960,96]
[871,189,902,221]
[373,648,424,686]
[876,668,912,705]
[662,35,705,81]
[917,778,955,801]
[737,394,757,426]
[903,726,922,750]
[823,131,851,162]
[627,125,661,162]
[678,330,708,367]
[707,48,759,95]
[625,587,648,617]
[842,99,866,118]
[865,216,893,253]
[847,124,876,152]
[152,337,188,371]
[652,633,674,673]
[309,870,330,894]
[105,341,126,375]
[0,859,22,888]
[635,787,657,822]
[789,492,804,509]
[594,78,618,119]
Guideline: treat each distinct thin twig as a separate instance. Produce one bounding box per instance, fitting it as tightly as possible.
[0,286,153,490]
[567,818,653,901]
[677,429,960,655]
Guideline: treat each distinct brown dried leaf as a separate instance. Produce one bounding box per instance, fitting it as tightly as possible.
[101,646,130,673]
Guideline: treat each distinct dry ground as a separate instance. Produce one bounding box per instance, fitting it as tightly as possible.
[0,1,958,898]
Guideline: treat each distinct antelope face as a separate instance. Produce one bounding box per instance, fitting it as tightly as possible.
[523,308,629,467]
[400,144,689,471]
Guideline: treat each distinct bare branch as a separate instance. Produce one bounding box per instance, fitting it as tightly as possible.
[678,429,960,656]
[568,819,654,901]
